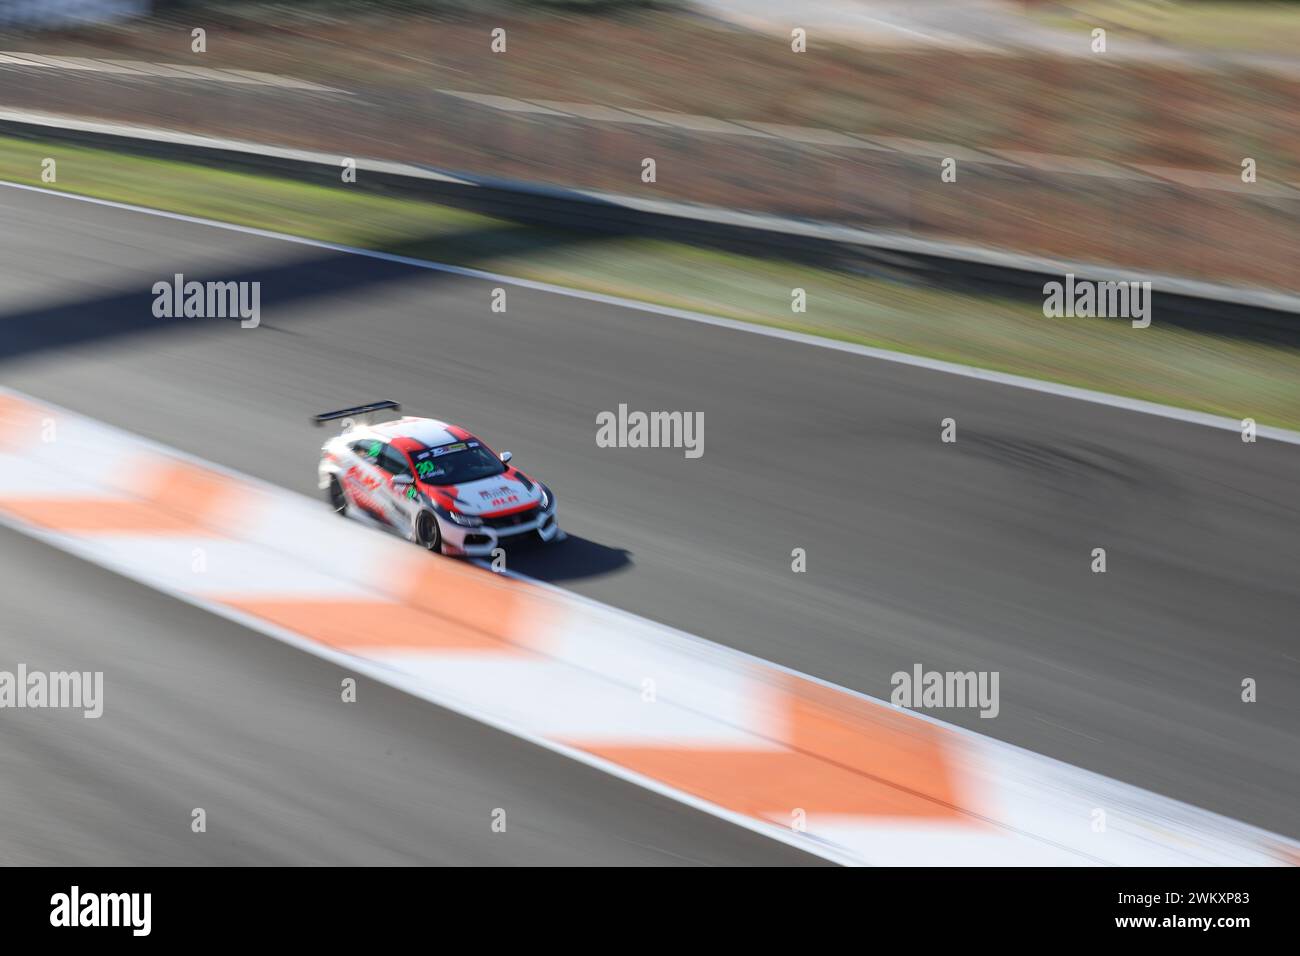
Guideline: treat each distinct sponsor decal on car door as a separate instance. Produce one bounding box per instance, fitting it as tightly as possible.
[343,441,399,529]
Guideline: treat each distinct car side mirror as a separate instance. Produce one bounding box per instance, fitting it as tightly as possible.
[499,451,513,463]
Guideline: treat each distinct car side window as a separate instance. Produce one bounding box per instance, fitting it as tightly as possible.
[351,440,382,462]
[379,446,412,477]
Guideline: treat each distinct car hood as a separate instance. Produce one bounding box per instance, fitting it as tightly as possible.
[421,469,542,516]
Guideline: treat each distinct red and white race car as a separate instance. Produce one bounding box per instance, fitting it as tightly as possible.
[315,401,559,557]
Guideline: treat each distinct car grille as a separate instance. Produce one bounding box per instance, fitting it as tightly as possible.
[482,506,540,530]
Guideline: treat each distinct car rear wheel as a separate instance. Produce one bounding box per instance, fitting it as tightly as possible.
[327,475,347,515]
[416,510,441,553]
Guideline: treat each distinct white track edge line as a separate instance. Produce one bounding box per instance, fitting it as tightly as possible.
[3,178,1297,446]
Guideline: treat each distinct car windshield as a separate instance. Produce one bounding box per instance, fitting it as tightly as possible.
[411,441,505,486]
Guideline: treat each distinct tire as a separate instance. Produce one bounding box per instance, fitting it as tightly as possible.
[327,475,347,515]
[415,510,441,553]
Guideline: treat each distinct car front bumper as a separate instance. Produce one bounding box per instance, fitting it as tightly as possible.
[439,507,560,557]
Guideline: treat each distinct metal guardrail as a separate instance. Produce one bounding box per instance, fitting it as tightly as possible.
[1,107,1297,333]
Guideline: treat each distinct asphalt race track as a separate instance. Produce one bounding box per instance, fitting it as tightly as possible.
[0,524,821,865]
[1,185,1297,861]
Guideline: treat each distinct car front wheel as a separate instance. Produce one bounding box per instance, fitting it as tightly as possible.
[415,510,441,553]
[327,475,347,515]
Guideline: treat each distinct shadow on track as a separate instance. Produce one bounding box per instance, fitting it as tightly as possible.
[497,533,631,584]
[0,220,621,366]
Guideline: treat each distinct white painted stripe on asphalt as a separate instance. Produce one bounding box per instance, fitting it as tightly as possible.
[367,653,777,748]
[805,821,1082,867]
[72,535,378,599]
[0,454,107,496]
[2,177,1298,447]
[5,178,1297,446]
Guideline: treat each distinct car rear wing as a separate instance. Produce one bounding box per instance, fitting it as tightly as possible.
[312,401,401,427]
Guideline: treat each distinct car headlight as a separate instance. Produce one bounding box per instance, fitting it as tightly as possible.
[539,488,550,510]
[448,511,483,527]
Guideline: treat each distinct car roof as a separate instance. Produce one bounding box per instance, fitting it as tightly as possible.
[362,416,471,448]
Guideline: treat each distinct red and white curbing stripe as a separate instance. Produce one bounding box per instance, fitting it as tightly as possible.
[0,387,1294,866]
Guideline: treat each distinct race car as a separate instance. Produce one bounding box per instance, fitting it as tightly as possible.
[314,401,559,557]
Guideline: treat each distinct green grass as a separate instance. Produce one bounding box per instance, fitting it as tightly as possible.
[3,134,1297,429]
[1032,1,1300,55]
